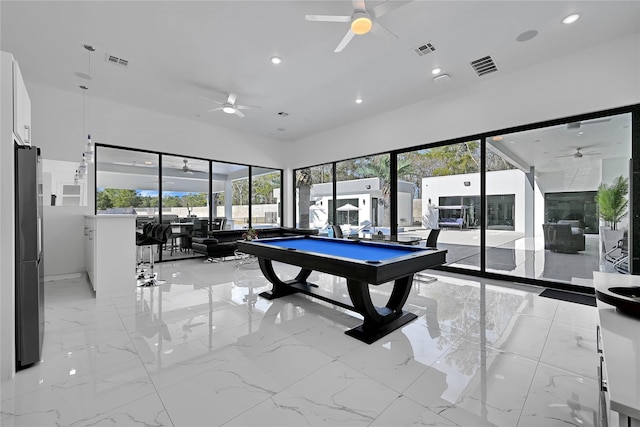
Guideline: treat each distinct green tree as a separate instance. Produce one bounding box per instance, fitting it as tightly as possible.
[232,179,249,205]
[356,155,413,226]
[162,195,182,208]
[596,175,628,230]
[98,189,139,208]
[96,190,113,210]
[183,192,208,207]
[296,168,312,228]
[253,173,280,204]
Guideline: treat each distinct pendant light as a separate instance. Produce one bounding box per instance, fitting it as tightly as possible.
[82,44,95,163]
[78,153,88,177]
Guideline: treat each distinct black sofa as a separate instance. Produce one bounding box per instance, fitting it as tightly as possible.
[542,221,585,253]
[191,227,318,259]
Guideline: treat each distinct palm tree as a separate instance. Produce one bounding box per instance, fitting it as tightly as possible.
[357,156,414,226]
[296,168,312,228]
[596,175,628,230]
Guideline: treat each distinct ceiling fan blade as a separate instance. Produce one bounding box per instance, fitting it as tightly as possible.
[335,29,356,52]
[207,107,223,112]
[234,109,245,118]
[372,0,412,18]
[198,95,223,105]
[353,0,366,11]
[370,21,397,39]
[226,92,237,105]
[235,104,259,110]
[305,14,351,23]
[582,118,612,125]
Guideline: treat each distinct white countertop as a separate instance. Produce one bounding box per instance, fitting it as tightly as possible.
[594,272,640,420]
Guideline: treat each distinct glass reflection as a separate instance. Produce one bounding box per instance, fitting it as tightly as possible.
[486,112,632,286]
[160,155,209,260]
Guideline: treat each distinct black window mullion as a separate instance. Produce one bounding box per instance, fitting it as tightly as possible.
[480,138,486,272]
[390,153,398,238]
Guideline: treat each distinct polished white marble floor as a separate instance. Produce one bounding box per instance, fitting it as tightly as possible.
[1,258,600,426]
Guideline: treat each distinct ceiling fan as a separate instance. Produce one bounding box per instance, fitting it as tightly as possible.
[543,117,612,133]
[111,160,155,168]
[182,159,194,174]
[198,92,258,118]
[305,0,411,52]
[557,147,602,159]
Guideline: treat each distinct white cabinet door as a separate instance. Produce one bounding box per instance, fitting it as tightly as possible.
[12,60,31,146]
[84,217,96,290]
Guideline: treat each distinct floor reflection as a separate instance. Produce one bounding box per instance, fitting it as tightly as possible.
[1,259,600,427]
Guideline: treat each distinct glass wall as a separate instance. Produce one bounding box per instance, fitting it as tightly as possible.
[295,163,332,231]
[293,107,636,291]
[96,146,160,220]
[160,155,209,260]
[96,146,283,263]
[210,162,250,230]
[398,142,482,271]
[251,167,281,229]
[335,154,389,235]
[486,111,632,286]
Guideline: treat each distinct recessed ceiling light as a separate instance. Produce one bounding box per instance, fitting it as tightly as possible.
[355,98,363,104]
[270,56,282,65]
[492,136,503,141]
[516,30,538,42]
[563,14,580,24]
[431,67,442,75]
[432,74,451,85]
[144,161,153,165]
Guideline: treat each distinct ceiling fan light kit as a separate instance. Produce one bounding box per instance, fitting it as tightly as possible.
[305,0,410,52]
[199,92,258,118]
[351,12,372,35]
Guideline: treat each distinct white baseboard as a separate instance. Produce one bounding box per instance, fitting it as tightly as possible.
[44,272,84,282]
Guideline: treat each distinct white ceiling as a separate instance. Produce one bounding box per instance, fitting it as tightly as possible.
[2,0,639,146]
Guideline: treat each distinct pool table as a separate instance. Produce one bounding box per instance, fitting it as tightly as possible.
[236,235,447,344]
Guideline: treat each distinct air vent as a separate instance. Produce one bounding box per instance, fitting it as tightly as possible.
[413,42,436,56]
[105,54,129,68]
[470,55,498,76]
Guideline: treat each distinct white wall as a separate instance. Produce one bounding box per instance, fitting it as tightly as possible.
[26,83,290,276]
[283,33,639,228]
[287,33,640,169]
[30,83,286,167]
[422,170,527,233]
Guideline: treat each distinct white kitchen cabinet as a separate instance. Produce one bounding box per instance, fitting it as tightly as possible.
[12,59,31,146]
[84,215,136,297]
[594,272,640,427]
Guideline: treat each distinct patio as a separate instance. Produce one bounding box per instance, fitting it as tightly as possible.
[399,228,608,288]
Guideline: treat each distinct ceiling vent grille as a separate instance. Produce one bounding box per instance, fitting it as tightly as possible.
[470,55,498,76]
[413,42,436,56]
[106,54,129,68]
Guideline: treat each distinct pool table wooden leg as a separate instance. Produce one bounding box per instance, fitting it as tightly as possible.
[258,258,312,300]
[345,274,417,344]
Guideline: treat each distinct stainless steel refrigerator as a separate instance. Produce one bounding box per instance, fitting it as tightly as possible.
[15,144,44,370]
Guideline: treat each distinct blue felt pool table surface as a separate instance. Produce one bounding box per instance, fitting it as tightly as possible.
[262,237,419,262]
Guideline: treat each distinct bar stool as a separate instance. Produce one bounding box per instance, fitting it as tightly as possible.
[139,224,172,287]
[136,223,163,284]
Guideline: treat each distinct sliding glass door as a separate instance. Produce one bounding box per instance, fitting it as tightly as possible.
[486,112,632,287]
